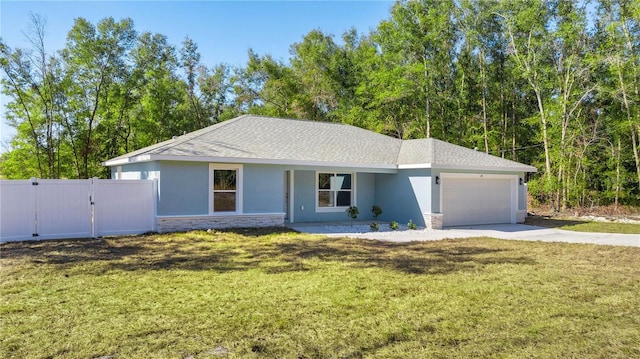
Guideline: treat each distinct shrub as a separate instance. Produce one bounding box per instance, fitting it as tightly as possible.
[389,221,399,230]
[370,222,379,231]
[371,205,383,220]
[407,219,417,230]
[346,206,359,227]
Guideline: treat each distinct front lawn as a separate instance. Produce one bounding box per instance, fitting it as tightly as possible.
[1,230,639,358]
[525,215,640,234]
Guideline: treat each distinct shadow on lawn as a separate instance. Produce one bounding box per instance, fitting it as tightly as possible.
[1,229,536,275]
[524,215,585,228]
[271,240,535,275]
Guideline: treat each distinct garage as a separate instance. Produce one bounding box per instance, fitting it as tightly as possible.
[441,174,516,227]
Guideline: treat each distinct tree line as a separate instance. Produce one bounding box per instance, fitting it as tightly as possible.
[1,0,639,210]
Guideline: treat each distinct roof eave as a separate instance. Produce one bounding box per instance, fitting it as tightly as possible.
[399,163,537,173]
[104,154,399,172]
[105,154,537,173]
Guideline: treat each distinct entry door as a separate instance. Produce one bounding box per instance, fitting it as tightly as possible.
[442,175,513,226]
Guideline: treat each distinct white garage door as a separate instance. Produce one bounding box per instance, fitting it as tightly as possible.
[442,175,514,226]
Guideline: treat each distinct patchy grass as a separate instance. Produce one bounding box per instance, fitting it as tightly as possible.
[2,229,639,358]
[526,215,640,234]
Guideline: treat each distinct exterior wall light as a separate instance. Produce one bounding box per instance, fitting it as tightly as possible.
[519,177,524,186]
[435,176,440,185]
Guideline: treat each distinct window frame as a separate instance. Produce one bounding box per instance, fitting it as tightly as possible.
[315,172,356,212]
[208,163,243,215]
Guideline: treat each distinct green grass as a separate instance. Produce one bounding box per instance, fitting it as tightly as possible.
[525,215,640,234]
[2,229,639,358]
[558,221,640,234]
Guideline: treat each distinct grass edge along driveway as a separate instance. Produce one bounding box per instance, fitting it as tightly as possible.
[2,229,639,358]
[525,215,640,234]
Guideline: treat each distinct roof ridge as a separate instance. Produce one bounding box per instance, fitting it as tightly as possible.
[254,115,390,132]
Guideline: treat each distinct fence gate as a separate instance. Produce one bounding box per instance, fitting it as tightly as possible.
[0,178,156,242]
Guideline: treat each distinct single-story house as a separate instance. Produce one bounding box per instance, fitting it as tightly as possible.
[104,115,537,232]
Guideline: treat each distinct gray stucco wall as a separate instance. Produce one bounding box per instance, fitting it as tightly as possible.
[113,160,530,224]
[292,170,376,223]
[116,161,288,217]
[357,172,376,221]
[112,161,159,180]
[519,177,527,211]
[158,161,209,215]
[157,162,289,216]
[243,164,285,213]
[114,161,208,215]
[375,169,431,227]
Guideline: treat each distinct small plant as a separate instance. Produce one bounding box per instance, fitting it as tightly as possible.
[370,222,379,231]
[389,221,399,230]
[346,206,359,227]
[407,219,417,230]
[371,205,383,221]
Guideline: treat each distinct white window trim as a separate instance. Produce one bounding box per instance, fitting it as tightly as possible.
[315,172,356,213]
[209,163,243,215]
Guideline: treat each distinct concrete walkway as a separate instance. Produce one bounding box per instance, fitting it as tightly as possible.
[289,223,640,247]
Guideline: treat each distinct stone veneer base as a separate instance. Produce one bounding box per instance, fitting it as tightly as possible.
[423,213,444,230]
[157,213,285,233]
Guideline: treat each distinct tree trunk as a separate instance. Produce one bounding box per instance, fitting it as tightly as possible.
[621,20,640,190]
[617,68,640,190]
[480,52,489,154]
[615,138,621,209]
[423,57,431,138]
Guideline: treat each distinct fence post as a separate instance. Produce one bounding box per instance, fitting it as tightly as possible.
[152,178,159,232]
[91,177,97,238]
[30,177,38,238]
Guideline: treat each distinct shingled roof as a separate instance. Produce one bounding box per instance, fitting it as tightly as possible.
[104,115,537,172]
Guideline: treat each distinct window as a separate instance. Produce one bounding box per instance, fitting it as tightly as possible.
[209,164,243,214]
[317,172,353,210]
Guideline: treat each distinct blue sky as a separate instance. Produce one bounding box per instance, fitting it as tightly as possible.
[0,0,394,153]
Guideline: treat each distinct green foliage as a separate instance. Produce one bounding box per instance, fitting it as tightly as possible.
[2,2,640,210]
[346,205,359,227]
[407,219,417,230]
[371,205,383,219]
[389,221,399,230]
[369,222,379,231]
[1,16,234,179]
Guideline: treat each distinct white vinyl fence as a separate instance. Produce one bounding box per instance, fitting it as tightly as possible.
[0,178,156,242]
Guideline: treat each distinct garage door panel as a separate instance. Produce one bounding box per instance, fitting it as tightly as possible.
[442,177,513,226]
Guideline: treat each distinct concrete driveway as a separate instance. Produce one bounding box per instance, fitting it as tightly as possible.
[290,223,640,247]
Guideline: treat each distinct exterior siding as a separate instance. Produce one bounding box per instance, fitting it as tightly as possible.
[518,178,527,211]
[356,172,376,221]
[375,169,431,227]
[158,161,209,215]
[113,162,160,180]
[243,164,286,214]
[292,170,376,223]
[157,162,288,216]
[114,160,530,228]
